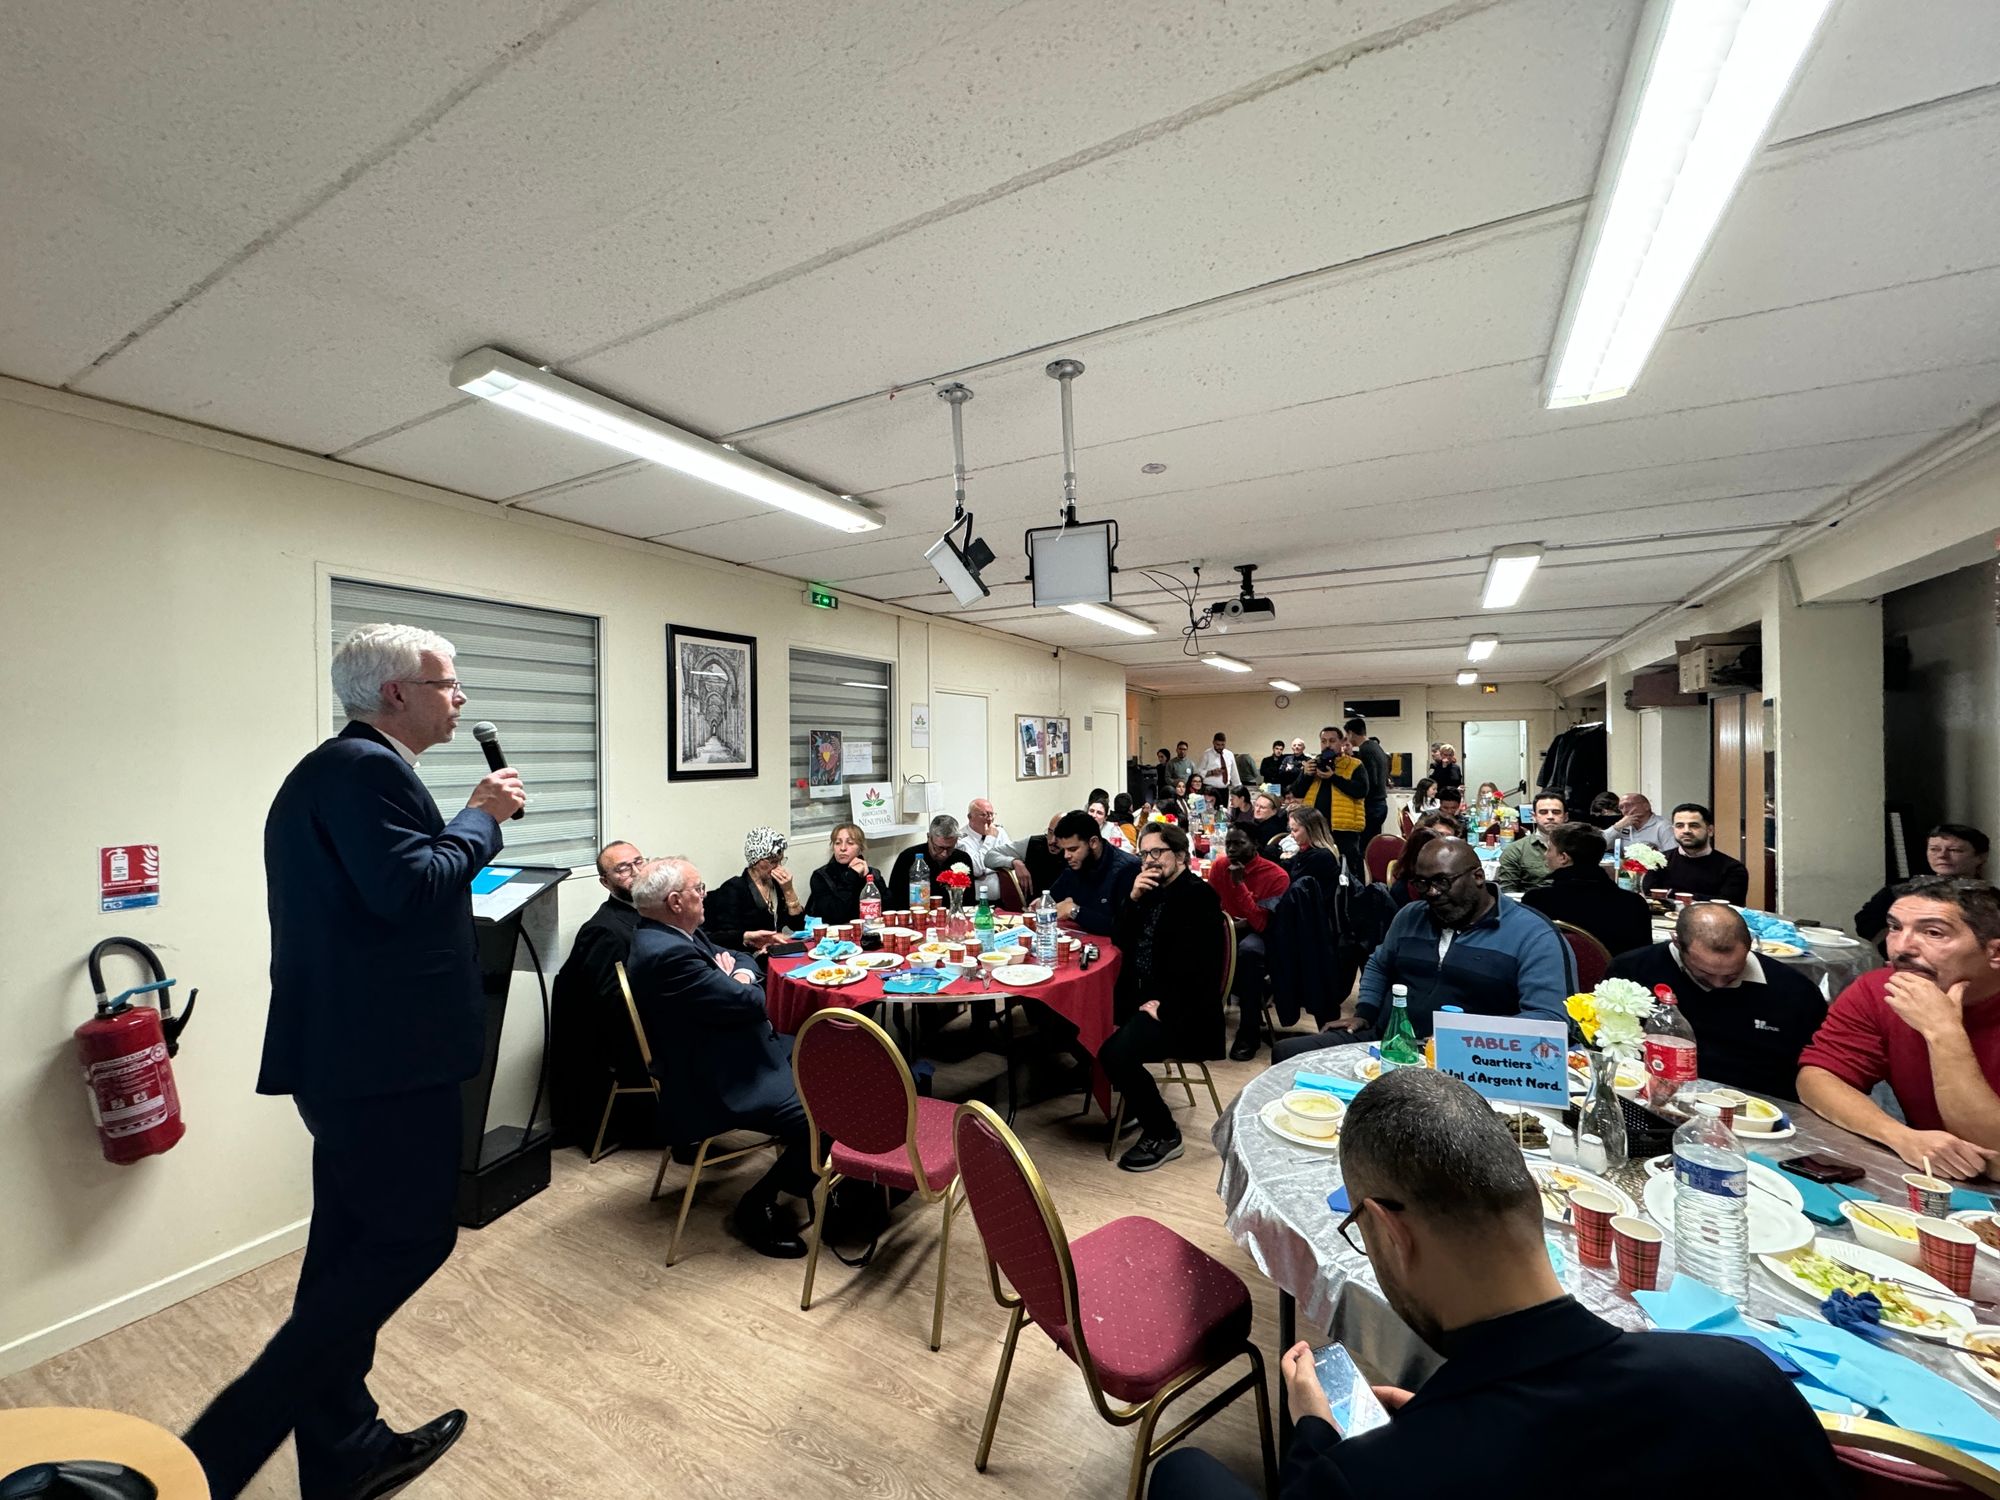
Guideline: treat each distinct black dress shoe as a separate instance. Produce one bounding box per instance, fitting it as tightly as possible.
[1230,1027,1262,1062]
[337,1410,466,1500]
[732,1201,808,1259]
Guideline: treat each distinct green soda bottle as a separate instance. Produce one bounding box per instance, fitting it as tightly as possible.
[1378,983,1423,1069]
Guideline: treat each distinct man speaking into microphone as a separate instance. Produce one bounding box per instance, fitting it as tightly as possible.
[184,623,525,1500]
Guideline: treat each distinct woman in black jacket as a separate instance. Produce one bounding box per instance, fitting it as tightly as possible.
[704,826,804,951]
[805,822,881,925]
[1277,806,1346,894]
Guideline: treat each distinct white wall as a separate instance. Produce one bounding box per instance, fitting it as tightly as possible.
[0,381,1123,1373]
[1883,561,2000,849]
[1637,706,1711,815]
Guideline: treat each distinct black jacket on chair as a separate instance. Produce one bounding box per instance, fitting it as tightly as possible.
[549,894,647,1146]
[1522,866,1653,964]
[626,918,797,1144]
[257,719,502,1101]
[1264,875,1341,1028]
[1112,869,1227,1059]
[804,859,881,925]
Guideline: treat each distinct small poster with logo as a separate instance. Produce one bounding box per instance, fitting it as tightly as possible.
[100,844,161,913]
[849,783,896,835]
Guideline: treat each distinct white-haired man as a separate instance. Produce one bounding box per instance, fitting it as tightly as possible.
[184,623,525,1500]
[958,797,1015,903]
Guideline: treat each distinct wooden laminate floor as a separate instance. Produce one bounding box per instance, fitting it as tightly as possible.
[2,1037,1318,1499]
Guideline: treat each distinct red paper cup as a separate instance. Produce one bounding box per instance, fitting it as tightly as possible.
[1611,1215,1663,1292]
[1906,1173,1953,1219]
[1569,1189,1620,1268]
[1918,1218,1978,1297]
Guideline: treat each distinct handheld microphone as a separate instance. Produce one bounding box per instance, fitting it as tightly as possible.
[471,721,525,819]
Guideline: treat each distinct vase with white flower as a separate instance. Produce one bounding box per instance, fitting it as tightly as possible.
[1564,978,1659,1169]
[1618,841,1667,891]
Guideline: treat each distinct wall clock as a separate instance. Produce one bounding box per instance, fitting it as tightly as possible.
[1273,693,1291,709]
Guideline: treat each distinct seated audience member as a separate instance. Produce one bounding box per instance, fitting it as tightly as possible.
[1855,824,1988,946]
[627,858,815,1258]
[1798,878,2000,1177]
[1387,826,1444,909]
[1433,785,1466,833]
[886,813,979,905]
[1112,792,1141,843]
[1319,838,1572,1045]
[1227,783,1256,826]
[1402,777,1438,835]
[1090,796,1133,851]
[1258,740,1287,788]
[703,827,802,952]
[1474,780,1508,808]
[551,839,649,1146]
[1495,792,1567,893]
[1587,791,1623,830]
[1277,806,1346,896]
[1294,726,1368,877]
[1152,1070,1842,1500]
[1101,823,1226,1172]
[1050,808,1142,936]
[1211,825,1291,1060]
[1602,791,1675,851]
[990,812,1066,899]
[1243,790,1286,852]
[956,797,1014,903]
[1641,803,1749,904]
[1607,903,1826,1101]
[804,822,880,925]
[1522,823,1651,961]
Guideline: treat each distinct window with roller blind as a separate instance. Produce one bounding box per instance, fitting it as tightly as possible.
[328,578,601,869]
[789,649,892,844]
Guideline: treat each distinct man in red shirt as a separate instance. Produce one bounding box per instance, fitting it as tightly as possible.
[1211,825,1290,1059]
[1797,878,2000,1178]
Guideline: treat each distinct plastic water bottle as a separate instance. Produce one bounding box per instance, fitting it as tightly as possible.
[1643,988,1699,1111]
[1672,1101,1749,1301]
[1033,890,1059,968]
[859,873,881,933]
[908,854,929,912]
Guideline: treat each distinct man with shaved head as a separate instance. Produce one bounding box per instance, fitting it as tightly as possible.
[1606,901,1827,1101]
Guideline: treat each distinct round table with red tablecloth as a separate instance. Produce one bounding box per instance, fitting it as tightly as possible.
[766,934,1124,1114]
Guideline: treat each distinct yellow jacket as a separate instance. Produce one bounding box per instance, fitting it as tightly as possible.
[1297,752,1365,833]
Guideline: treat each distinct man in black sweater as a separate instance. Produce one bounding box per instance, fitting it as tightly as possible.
[1050,809,1142,936]
[1100,821,1225,1172]
[1151,1070,1842,1500]
[1641,802,1749,905]
[1346,715,1390,850]
[1605,903,1827,1100]
[1521,822,1652,961]
[550,839,650,1150]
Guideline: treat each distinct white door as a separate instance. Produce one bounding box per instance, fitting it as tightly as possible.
[932,691,987,827]
[1092,708,1123,798]
[1462,719,1528,800]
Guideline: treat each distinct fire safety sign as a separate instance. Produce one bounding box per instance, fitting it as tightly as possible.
[100,844,161,912]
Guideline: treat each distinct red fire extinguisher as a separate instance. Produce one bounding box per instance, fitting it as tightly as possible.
[77,937,198,1164]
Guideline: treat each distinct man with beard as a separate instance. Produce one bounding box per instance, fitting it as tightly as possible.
[1049,808,1141,936]
[1640,802,1749,905]
[550,840,651,1151]
[1495,792,1568,894]
[1150,1071,1842,1499]
[1799,877,2000,1178]
[1258,739,1287,788]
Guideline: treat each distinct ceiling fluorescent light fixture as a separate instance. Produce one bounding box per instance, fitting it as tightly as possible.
[1061,601,1155,636]
[1480,545,1542,610]
[1467,636,1499,663]
[1268,678,1302,693]
[1456,669,1479,686]
[452,347,881,534]
[1543,0,1834,408]
[1205,654,1252,674]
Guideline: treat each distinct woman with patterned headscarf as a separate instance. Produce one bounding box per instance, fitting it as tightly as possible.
[702,825,804,952]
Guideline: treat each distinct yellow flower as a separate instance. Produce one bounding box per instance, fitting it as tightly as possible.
[1565,993,1599,1044]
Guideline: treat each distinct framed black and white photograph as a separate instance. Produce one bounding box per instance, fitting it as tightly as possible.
[667,624,758,780]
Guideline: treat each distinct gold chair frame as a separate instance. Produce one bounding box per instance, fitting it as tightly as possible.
[957,1100,1276,1500]
[616,963,780,1266]
[591,962,662,1162]
[793,1006,966,1351]
[1552,921,1613,987]
[1817,1411,2000,1497]
[1106,911,1235,1158]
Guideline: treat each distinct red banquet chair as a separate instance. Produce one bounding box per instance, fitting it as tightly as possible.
[793,1007,965,1351]
[952,1100,1276,1500]
[1364,834,1404,884]
[997,866,1033,912]
[1555,921,1614,993]
[1817,1412,2000,1497]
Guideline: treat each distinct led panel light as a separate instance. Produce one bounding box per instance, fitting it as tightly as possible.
[1543,0,1835,408]
[1204,654,1252,673]
[1026,521,1115,607]
[1481,545,1542,610]
[452,347,882,533]
[1456,670,1479,686]
[1268,679,1302,693]
[1060,601,1155,636]
[1467,637,1499,662]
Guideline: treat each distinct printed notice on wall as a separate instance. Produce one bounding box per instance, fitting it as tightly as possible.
[101,844,161,912]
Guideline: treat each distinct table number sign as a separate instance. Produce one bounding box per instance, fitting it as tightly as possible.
[1431,1013,1569,1108]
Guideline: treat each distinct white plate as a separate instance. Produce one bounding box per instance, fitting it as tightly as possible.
[1258,1096,1342,1151]
[1529,1162,1637,1223]
[800,964,870,987]
[1950,1209,2000,1265]
[1643,1170,1812,1256]
[990,964,1053,988]
[1640,1157,1805,1212]
[1758,1238,1977,1342]
[850,952,904,971]
[1950,1331,2000,1398]
[1798,926,1861,945]
[1323,1049,1383,1082]
[1757,940,1806,959]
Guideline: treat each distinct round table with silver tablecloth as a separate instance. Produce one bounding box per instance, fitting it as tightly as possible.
[1213,1046,2000,1440]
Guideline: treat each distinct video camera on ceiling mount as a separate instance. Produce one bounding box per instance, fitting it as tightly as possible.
[1202,564,1277,631]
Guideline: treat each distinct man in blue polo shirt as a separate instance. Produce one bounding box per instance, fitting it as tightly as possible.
[1337,837,1574,1040]
[1049,808,1141,936]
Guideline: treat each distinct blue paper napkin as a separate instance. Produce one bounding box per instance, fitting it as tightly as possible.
[1951,1187,1996,1213]
[1326,1186,1351,1214]
[1742,909,1807,948]
[810,938,860,959]
[1293,1071,1367,1103]
[883,972,951,995]
[1749,1151,1879,1224]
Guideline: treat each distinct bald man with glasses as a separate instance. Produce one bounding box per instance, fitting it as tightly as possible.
[551,840,652,1149]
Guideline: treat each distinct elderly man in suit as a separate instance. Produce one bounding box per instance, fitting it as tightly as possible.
[183,624,525,1500]
[626,856,818,1259]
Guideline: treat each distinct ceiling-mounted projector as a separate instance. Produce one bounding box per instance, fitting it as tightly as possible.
[1206,563,1277,626]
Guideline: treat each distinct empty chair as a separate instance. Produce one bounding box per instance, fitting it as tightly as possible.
[1555,921,1613,993]
[1364,833,1404,884]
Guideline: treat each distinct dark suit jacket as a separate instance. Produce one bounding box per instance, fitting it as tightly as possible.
[1113,869,1227,1058]
[626,918,796,1143]
[1606,941,1828,1100]
[1281,1297,1840,1499]
[258,720,502,1101]
[1522,865,1653,962]
[549,895,645,1143]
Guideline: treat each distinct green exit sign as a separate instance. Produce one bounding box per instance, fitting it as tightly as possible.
[805,585,839,610]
